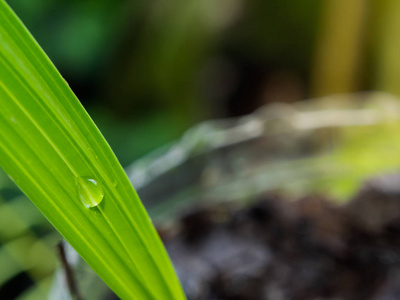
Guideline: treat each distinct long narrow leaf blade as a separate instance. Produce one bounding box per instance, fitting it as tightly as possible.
[0,1,185,299]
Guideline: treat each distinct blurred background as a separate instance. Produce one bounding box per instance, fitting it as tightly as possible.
[3,0,400,299]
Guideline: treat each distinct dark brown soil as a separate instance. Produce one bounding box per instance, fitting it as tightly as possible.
[161,173,400,300]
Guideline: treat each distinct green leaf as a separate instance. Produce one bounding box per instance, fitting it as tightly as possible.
[0,1,185,299]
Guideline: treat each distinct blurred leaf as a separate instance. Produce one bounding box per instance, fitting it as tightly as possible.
[314,122,400,200]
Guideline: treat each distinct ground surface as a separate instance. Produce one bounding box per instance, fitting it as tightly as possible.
[160,173,400,300]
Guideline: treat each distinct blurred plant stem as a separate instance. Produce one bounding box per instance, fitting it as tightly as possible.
[372,0,400,96]
[311,0,367,97]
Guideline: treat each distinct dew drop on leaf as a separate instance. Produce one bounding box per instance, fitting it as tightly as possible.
[76,176,104,208]
[112,179,118,188]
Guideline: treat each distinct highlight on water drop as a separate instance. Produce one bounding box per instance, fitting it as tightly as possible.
[76,176,104,208]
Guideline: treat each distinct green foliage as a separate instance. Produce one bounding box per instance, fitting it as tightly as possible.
[0,1,185,299]
[320,121,400,200]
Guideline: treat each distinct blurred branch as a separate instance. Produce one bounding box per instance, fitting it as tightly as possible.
[57,242,82,300]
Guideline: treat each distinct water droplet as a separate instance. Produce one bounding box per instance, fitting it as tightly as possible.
[76,176,104,208]
[112,179,118,188]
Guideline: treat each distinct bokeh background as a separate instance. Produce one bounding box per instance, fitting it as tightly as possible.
[2,0,400,298]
